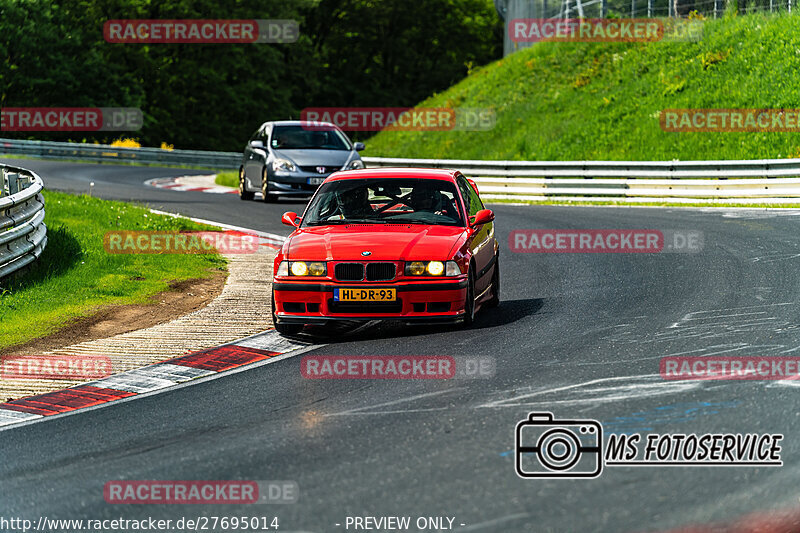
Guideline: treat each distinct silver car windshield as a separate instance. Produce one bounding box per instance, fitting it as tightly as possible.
[302,178,464,227]
[271,125,351,150]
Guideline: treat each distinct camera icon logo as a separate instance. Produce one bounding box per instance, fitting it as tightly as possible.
[515,412,603,479]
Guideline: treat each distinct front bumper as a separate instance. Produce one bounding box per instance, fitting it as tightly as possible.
[269,166,358,197]
[273,279,468,324]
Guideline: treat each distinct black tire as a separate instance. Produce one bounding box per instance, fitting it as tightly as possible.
[239,168,255,201]
[462,267,476,327]
[261,168,278,203]
[487,255,500,308]
[272,290,303,335]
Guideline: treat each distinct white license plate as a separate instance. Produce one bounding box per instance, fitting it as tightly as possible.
[307,177,325,185]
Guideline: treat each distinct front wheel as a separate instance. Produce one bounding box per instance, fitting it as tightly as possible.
[272,290,303,336]
[462,268,476,327]
[487,255,500,308]
[239,168,255,201]
[261,168,278,203]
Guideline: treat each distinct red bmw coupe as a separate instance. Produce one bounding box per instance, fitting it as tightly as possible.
[271,168,499,335]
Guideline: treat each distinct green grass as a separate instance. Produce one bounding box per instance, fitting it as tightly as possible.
[0,191,226,351]
[365,13,800,161]
[215,171,238,188]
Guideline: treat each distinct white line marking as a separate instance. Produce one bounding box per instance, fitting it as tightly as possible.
[478,374,698,408]
[325,389,459,417]
[148,208,287,245]
[458,513,529,532]
[0,409,42,427]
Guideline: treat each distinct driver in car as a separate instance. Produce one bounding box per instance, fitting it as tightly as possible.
[333,187,373,219]
[408,185,457,219]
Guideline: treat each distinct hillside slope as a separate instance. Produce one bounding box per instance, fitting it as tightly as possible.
[365,14,800,161]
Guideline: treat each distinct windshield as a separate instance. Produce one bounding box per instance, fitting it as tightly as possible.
[270,125,351,151]
[302,178,464,227]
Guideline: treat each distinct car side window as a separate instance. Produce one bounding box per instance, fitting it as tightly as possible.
[458,176,483,216]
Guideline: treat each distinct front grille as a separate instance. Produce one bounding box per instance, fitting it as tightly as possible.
[335,263,364,281]
[366,263,396,281]
[299,165,341,174]
[328,298,403,314]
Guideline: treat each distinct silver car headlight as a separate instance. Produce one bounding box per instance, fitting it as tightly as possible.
[347,159,365,170]
[272,158,297,172]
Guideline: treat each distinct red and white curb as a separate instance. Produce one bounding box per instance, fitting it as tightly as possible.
[0,330,317,430]
[145,176,237,194]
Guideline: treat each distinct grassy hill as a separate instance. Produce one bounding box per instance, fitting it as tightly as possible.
[364,13,800,161]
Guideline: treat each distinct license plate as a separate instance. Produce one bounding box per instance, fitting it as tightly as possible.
[334,288,396,302]
[307,177,325,185]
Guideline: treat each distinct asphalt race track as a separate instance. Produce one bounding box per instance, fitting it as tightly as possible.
[2,158,800,532]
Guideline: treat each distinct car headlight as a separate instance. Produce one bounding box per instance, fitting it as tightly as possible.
[347,159,365,170]
[427,261,444,276]
[287,261,326,277]
[272,158,297,172]
[405,260,461,276]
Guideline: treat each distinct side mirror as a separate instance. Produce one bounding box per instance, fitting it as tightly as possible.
[354,142,365,152]
[467,178,480,197]
[281,211,300,227]
[250,140,264,149]
[470,209,494,227]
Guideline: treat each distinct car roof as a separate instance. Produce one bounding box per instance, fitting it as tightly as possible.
[262,120,339,128]
[326,168,461,183]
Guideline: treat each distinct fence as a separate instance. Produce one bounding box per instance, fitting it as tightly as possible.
[494,0,784,56]
[365,156,800,203]
[5,138,800,203]
[0,164,47,279]
[0,138,240,170]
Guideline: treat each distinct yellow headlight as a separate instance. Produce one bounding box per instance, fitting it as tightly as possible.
[291,262,308,276]
[409,261,426,275]
[308,262,326,276]
[427,261,445,276]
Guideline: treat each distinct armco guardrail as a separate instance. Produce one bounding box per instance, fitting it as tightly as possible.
[0,165,47,279]
[365,156,800,202]
[0,138,240,170]
[5,138,800,202]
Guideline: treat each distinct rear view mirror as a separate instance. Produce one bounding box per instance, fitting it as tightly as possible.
[354,142,365,151]
[281,212,300,227]
[471,209,494,227]
[250,140,264,149]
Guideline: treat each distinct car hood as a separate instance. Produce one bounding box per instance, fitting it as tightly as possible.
[286,225,466,261]
[272,148,354,167]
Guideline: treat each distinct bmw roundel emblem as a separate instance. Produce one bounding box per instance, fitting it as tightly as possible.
[361,251,372,256]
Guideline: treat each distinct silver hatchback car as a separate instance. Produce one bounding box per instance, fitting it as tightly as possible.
[239,120,365,202]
